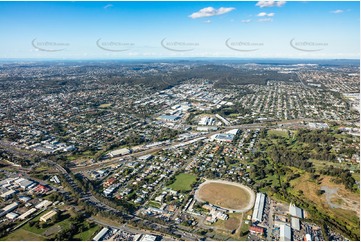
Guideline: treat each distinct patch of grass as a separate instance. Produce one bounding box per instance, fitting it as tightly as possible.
[22,211,50,234]
[168,173,197,192]
[148,200,161,208]
[268,129,289,138]
[73,223,101,241]
[1,228,45,241]
[56,217,72,231]
[352,172,360,182]
[310,159,359,172]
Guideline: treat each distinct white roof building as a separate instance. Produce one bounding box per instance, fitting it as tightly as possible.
[0,189,17,200]
[19,196,31,203]
[50,175,61,184]
[280,224,292,241]
[226,129,239,135]
[0,202,19,217]
[18,208,37,220]
[141,234,158,241]
[289,203,303,219]
[35,200,52,209]
[6,212,18,220]
[305,234,312,241]
[252,193,266,222]
[291,217,301,231]
[109,148,131,157]
[14,178,35,190]
[92,227,109,241]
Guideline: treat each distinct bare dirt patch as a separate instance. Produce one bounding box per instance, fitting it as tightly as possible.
[224,217,240,231]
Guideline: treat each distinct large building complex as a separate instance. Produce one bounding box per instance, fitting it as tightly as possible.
[252,193,266,222]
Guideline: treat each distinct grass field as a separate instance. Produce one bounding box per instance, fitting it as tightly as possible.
[310,159,360,172]
[197,182,252,210]
[148,200,161,208]
[168,173,197,192]
[20,210,73,239]
[1,229,45,241]
[268,129,289,138]
[22,211,50,234]
[73,224,101,241]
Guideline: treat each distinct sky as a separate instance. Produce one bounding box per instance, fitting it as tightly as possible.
[0,1,359,59]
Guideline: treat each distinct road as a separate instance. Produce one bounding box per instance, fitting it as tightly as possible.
[267,199,275,241]
[70,120,316,173]
[70,147,163,172]
[89,217,175,241]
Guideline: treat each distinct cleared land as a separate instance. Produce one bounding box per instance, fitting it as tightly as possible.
[195,180,255,212]
[168,173,197,192]
[290,173,360,236]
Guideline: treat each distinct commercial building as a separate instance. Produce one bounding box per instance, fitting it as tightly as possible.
[40,210,58,223]
[249,225,265,235]
[291,217,301,231]
[18,196,31,203]
[252,193,266,222]
[0,202,19,217]
[33,184,51,193]
[6,212,19,220]
[211,133,235,142]
[92,227,109,241]
[35,200,53,209]
[18,208,37,220]
[226,129,239,135]
[196,126,218,132]
[140,234,158,241]
[289,203,303,219]
[215,114,230,125]
[0,189,17,200]
[109,148,131,157]
[14,178,35,190]
[280,224,292,241]
[198,116,215,126]
[50,175,61,184]
[138,154,153,161]
[158,115,180,122]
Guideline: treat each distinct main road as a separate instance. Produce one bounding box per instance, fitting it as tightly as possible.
[70,119,315,173]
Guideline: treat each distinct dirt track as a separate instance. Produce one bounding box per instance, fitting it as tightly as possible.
[194,179,255,212]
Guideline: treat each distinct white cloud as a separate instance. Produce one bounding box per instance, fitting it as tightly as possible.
[241,19,252,23]
[204,20,212,24]
[330,9,344,14]
[189,7,235,19]
[256,1,286,8]
[104,4,113,9]
[257,12,275,17]
[258,18,273,22]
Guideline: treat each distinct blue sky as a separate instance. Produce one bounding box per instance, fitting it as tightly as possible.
[0,1,359,59]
